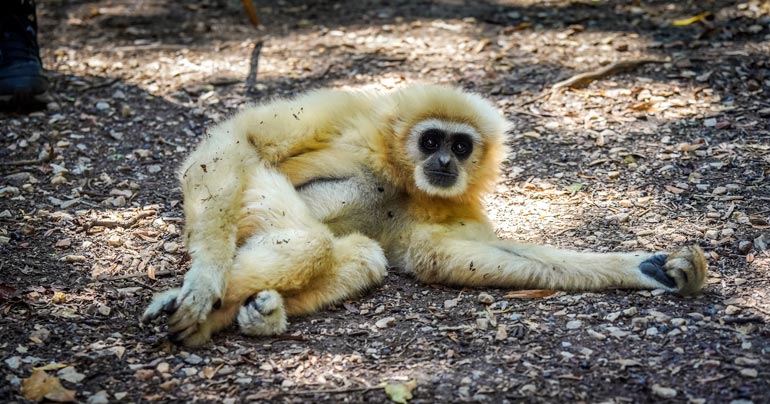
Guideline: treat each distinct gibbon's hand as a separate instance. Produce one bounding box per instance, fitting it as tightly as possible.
[142,261,226,341]
[170,262,226,332]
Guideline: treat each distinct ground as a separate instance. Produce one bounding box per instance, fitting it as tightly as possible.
[1,0,769,403]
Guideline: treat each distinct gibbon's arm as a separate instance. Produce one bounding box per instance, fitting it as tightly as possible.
[167,118,262,332]
[404,221,706,295]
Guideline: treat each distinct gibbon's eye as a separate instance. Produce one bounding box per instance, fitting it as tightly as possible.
[451,135,473,158]
[452,141,471,156]
[419,129,444,153]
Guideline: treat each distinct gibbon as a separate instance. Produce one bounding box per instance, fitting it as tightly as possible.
[142,84,707,346]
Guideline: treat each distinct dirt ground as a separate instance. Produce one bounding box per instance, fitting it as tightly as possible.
[1,0,769,402]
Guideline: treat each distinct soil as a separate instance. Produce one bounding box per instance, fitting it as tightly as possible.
[1,0,769,403]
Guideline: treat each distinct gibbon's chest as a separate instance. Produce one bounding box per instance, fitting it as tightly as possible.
[295,170,404,239]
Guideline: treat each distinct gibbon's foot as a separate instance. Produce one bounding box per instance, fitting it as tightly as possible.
[238,290,288,336]
[639,245,707,295]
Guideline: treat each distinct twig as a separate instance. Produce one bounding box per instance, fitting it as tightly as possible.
[508,107,556,118]
[240,0,260,26]
[82,210,155,232]
[0,150,55,168]
[247,385,384,400]
[82,77,120,92]
[517,92,549,107]
[722,316,765,325]
[129,278,159,292]
[270,335,309,343]
[245,41,264,95]
[551,59,667,92]
[99,269,177,281]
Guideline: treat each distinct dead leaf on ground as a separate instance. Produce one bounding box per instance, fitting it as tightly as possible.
[504,290,557,299]
[384,380,417,404]
[33,363,71,371]
[21,369,76,402]
[664,185,686,194]
[671,12,711,26]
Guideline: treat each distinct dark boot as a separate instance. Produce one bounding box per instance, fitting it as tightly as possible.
[0,0,49,109]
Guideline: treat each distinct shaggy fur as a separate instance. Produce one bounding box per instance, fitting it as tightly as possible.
[142,85,707,346]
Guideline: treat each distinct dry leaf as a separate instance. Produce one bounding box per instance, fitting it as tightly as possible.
[671,12,711,26]
[202,364,222,379]
[33,363,70,372]
[473,38,491,53]
[664,185,686,194]
[504,290,557,299]
[21,369,76,402]
[384,380,417,404]
[147,264,156,280]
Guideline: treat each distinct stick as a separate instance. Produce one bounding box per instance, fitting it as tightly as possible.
[82,210,155,232]
[240,0,260,26]
[245,41,264,95]
[0,148,55,168]
[246,385,384,400]
[99,269,177,281]
[551,59,666,91]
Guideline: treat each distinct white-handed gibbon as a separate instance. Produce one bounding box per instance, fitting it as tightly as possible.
[142,84,707,346]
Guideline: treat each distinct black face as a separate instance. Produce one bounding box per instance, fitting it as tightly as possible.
[419,129,474,188]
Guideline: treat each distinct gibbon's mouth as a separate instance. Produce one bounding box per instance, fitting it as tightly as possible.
[424,169,458,187]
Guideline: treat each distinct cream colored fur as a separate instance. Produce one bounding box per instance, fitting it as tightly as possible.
[142,84,707,346]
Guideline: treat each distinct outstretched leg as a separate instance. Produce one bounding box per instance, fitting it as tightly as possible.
[404,222,707,295]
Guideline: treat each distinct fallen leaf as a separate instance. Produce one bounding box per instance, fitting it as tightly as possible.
[664,185,686,194]
[0,283,18,302]
[385,380,417,404]
[21,369,76,402]
[671,12,710,26]
[504,290,557,299]
[566,183,583,193]
[51,292,67,304]
[33,363,70,371]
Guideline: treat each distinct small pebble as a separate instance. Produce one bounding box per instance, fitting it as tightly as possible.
[184,354,203,365]
[738,241,753,254]
[375,316,396,329]
[477,292,494,304]
[566,320,582,330]
[652,384,677,398]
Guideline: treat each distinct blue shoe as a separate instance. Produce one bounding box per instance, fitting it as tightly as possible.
[0,5,49,108]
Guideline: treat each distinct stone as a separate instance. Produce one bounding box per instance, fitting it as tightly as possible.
[375,316,396,329]
[738,241,753,254]
[184,354,203,365]
[87,391,109,404]
[566,320,582,330]
[477,292,494,304]
[652,384,677,398]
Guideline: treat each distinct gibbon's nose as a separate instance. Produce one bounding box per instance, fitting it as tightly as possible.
[438,154,451,167]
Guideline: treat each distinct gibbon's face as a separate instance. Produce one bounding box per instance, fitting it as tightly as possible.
[407,119,483,198]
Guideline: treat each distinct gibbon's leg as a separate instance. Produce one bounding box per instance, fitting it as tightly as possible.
[405,223,707,295]
[232,232,387,339]
[146,90,370,334]
[160,167,387,346]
